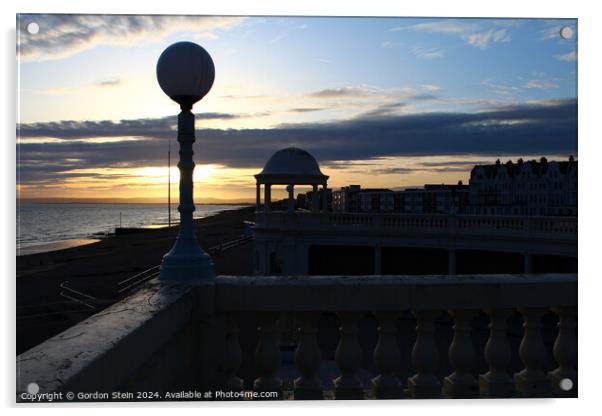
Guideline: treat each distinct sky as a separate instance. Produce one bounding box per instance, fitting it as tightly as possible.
[16,15,578,203]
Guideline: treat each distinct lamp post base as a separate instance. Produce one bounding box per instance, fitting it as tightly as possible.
[159,239,215,281]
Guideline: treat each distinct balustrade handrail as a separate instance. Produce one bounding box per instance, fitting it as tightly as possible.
[214,274,576,312]
[255,211,577,236]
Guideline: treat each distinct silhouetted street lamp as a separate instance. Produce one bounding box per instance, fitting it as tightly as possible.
[156,41,215,281]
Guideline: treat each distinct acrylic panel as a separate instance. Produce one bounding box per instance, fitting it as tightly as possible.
[16,14,577,402]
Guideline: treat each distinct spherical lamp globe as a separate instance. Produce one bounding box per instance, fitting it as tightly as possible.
[156,41,215,109]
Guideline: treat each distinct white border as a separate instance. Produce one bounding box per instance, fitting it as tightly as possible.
[3,1,600,415]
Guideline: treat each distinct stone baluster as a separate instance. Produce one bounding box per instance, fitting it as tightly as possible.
[479,309,514,397]
[333,312,364,399]
[443,310,478,398]
[514,308,549,397]
[407,310,441,398]
[253,313,282,398]
[294,312,323,399]
[371,312,403,399]
[548,307,577,397]
[222,314,243,393]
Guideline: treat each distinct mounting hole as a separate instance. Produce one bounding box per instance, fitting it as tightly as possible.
[559,378,574,391]
[26,382,40,395]
[26,22,39,35]
[560,26,574,40]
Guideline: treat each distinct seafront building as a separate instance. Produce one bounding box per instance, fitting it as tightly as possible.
[467,157,578,216]
[330,157,577,217]
[253,148,577,277]
[332,183,469,214]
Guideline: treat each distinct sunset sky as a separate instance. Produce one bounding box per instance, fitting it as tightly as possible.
[16,15,578,203]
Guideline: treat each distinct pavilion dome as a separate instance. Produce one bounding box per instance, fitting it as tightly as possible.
[255,147,328,184]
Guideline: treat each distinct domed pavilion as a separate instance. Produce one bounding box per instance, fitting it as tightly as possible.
[255,147,329,214]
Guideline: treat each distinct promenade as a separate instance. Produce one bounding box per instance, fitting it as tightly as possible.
[16,206,255,354]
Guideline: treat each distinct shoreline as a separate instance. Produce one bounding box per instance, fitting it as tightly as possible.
[16,206,256,354]
[17,204,247,256]
[17,200,255,205]
[17,238,101,256]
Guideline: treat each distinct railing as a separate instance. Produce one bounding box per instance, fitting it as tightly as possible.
[17,274,577,400]
[214,274,577,399]
[209,235,253,256]
[117,265,160,295]
[59,281,97,310]
[256,212,577,238]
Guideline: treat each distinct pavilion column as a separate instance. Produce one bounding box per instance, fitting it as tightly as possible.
[312,184,319,213]
[288,184,295,214]
[264,184,271,214]
[256,183,261,212]
[322,183,328,212]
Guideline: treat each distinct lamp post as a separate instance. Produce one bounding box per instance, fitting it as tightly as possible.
[156,41,215,281]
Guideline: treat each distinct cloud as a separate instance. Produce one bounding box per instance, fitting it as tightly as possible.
[540,23,576,41]
[421,84,441,92]
[399,21,479,34]
[369,167,415,175]
[411,46,444,60]
[307,86,378,99]
[466,29,511,49]
[407,93,438,101]
[524,79,559,89]
[17,99,577,185]
[353,101,408,118]
[555,50,577,62]
[540,25,564,40]
[268,21,308,44]
[419,160,489,168]
[381,40,403,48]
[401,20,512,50]
[95,78,121,87]
[289,107,325,113]
[17,14,245,61]
[480,79,521,96]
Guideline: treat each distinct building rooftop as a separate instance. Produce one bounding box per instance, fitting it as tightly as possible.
[470,157,577,179]
[255,147,328,184]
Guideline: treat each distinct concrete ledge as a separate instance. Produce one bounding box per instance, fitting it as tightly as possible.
[16,279,196,397]
[215,274,577,312]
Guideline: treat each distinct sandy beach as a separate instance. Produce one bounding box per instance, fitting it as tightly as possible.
[16,206,256,354]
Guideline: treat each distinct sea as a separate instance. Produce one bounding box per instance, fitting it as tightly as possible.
[16,203,246,255]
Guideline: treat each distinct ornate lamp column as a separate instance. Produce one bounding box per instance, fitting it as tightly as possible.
[156,41,216,281]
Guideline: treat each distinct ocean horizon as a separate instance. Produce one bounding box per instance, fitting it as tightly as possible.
[16,202,246,255]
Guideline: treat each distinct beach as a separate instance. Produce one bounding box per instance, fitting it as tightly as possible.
[16,206,256,354]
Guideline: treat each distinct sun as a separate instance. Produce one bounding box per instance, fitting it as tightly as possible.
[135,164,219,184]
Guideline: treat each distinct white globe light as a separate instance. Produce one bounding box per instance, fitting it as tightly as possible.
[156,41,215,107]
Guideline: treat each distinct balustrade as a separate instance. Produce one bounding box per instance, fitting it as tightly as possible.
[222,313,244,393]
[253,313,282,398]
[479,309,514,397]
[294,312,323,399]
[514,308,549,397]
[443,309,478,398]
[17,274,577,401]
[371,312,403,399]
[255,211,576,239]
[548,306,577,397]
[212,275,576,400]
[407,310,441,398]
[333,312,364,399]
